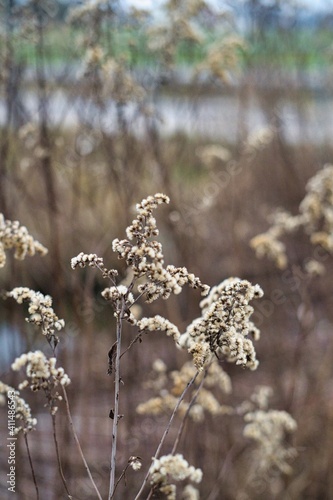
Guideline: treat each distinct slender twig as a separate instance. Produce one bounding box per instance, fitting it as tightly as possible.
[206,443,245,500]
[286,268,314,412]
[146,486,154,500]
[110,462,130,499]
[24,432,40,500]
[134,371,199,500]
[109,298,125,500]
[171,371,206,455]
[51,414,72,499]
[61,386,103,500]
[120,331,142,359]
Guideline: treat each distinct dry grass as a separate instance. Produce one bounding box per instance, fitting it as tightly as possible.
[1,1,333,499]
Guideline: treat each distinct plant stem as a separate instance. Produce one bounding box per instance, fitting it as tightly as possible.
[134,371,199,500]
[108,298,125,499]
[171,371,206,455]
[62,386,103,500]
[120,331,142,359]
[24,432,40,500]
[51,414,72,499]
[110,463,130,499]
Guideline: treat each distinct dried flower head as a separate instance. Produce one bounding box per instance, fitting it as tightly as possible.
[6,288,64,348]
[195,35,245,83]
[0,214,47,268]
[245,126,275,153]
[12,350,70,389]
[182,484,200,500]
[129,456,142,471]
[137,315,180,342]
[0,381,37,435]
[112,193,209,303]
[147,0,209,67]
[102,57,145,104]
[250,228,287,270]
[304,259,325,276]
[179,278,263,371]
[197,144,232,168]
[12,351,70,414]
[249,385,273,411]
[71,194,209,345]
[71,252,105,270]
[150,453,202,500]
[251,164,333,269]
[137,360,232,421]
[243,409,297,475]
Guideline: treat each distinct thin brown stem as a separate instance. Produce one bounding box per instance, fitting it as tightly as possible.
[109,298,125,500]
[120,331,142,359]
[286,270,315,412]
[24,432,40,500]
[61,386,103,500]
[171,372,206,455]
[134,371,199,500]
[110,463,130,499]
[51,414,72,499]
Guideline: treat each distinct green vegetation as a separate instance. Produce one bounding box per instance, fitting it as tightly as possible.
[245,27,333,69]
[4,20,333,72]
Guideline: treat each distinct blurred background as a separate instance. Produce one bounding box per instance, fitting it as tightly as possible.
[1,0,333,498]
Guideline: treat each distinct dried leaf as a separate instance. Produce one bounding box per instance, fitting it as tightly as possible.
[108,341,117,375]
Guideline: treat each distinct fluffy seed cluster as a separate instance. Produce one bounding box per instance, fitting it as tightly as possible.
[195,35,245,84]
[197,144,232,168]
[128,456,142,471]
[137,315,181,342]
[301,163,333,250]
[235,385,274,417]
[150,454,202,500]
[101,284,134,304]
[102,57,145,104]
[250,228,287,270]
[0,381,37,435]
[101,284,136,323]
[12,351,70,416]
[71,252,119,287]
[0,214,47,268]
[71,252,104,270]
[243,409,297,475]
[147,0,209,67]
[112,193,209,302]
[244,125,275,153]
[6,288,65,346]
[179,278,263,371]
[137,360,232,422]
[182,484,200,500]
[251,164,333,269]
[12,351,71,391]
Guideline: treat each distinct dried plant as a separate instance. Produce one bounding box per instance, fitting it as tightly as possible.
[6,288,64,350]
[1,191,300,499]
[0,215,101,499]
[149,453,202,500]
[250,163,333,270]
[0,214,47,268]
[71,192,273,499]
[195,35,246,84]
[3,1,331,498]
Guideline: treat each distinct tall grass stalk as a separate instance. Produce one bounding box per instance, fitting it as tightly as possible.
[62,385,103,500]
[23,433,40,500]
[109,297,126,499]
[134,370,199,500]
